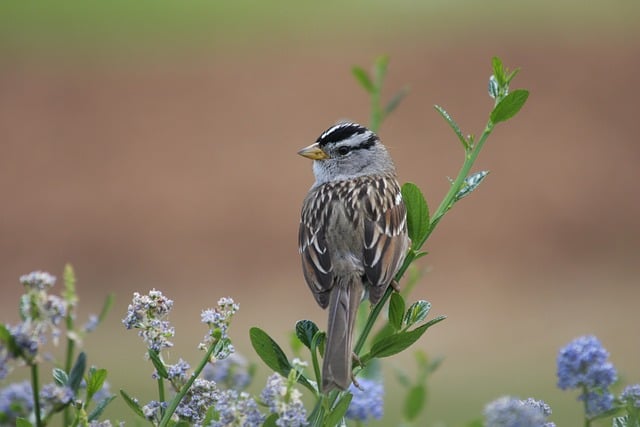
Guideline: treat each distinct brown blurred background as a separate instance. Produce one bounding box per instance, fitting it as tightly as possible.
[1,1,639,425]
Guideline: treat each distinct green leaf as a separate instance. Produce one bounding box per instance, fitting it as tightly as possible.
[16,418,33,427]
[490,89,529,124]
[388,292,405,331]
[505,68,520,85]
[434,104,469,150]
[351,67,374,94]
[295,319,319,350]
[98,293,115,324]
[120,389,146,420]
[324,392,353,427]
[52,368,68,386]
[249,327,292,377]
[263,413,279,427]
[373,55,389,87]
[491,56,507,86]
[148,349,168,379]
[467,419,484,427]
[0,324,20,358]
[88,395,116,421]
[384,86,409,116]
[68,352,86,393]
[202,406,219,426]
[404,384,426,421]
[86,368,108,400]
[401,183,430,248]
[367,316,446,361]
[404,300,431,327]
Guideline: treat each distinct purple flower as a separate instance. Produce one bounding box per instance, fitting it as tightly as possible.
[0,381,34,423]
[557,335,617,390]
[484,396,555,427]
[122,290,175,352]
[202,353,251,390]
[346,378,384,421]
[260,374,308,427]
[557,335,617,416]
[621,384,640,408]
[166,358,190,381]
[83,314,100,333]
[199,297,239,357]
[142,400,167,422]
[175,378,219,424]
[210,389,264,427]
[40,382,74,412]
[20,271,56,290]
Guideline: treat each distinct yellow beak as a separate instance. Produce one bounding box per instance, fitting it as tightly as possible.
[297,143,329,160]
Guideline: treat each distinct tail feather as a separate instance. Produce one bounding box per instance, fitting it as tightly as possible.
[322,275,364,392]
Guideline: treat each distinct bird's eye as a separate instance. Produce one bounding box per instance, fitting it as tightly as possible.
[337,146,350,156]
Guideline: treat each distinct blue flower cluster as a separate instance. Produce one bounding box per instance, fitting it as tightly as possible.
[260,373,308,427]
[346,378,384,421]
[557,335,617,416]
[122,289,175,352]
[484,396,555,427]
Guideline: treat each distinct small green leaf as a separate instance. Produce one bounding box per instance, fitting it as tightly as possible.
[16,418,33,427]
[88,395,116,421]
[52,368,68,386]
[373,55,389,87]
[0,324,20,358]
[352,67,374,93]
[263,413,279,427]
[467,419,484,427]
[384,86,409,116]
[389,292,405,331]
[249,327,292,377]
[295,319,319,350]
[404,300,431,327]
[68,352,86,393]
[491,56,507,86]
[490,89,529,124]
[367,316,446,360]
[324,392,353,427]
[404,384,426,421]
[86,368,108,400]
[505,68,521,85]
[401,183,430,248]
[120,389,145,420]
[434,104,469,150]
[148,349,168,379]
[98,293,115,324]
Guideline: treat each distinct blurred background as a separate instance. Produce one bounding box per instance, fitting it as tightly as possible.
[1,1,639,425]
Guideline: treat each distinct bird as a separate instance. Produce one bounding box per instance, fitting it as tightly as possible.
[297,122,410,392]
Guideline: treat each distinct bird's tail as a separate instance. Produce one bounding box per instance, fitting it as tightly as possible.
[322,274,364,392]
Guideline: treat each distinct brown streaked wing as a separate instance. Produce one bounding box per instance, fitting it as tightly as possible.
[299,197,334,308]
[363,181,409,304]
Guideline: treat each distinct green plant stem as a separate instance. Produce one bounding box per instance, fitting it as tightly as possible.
[370,87,382,133]
[158,343,216,427]
[310,334,322,392]
[427,120,495,243]
[157,376,166,417]
[31,363,42,427]
[354,118,496,356]
[582,386,591,427]
[63,313,75,427]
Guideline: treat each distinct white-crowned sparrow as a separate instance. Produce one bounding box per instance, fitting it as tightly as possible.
[298,122,410,392]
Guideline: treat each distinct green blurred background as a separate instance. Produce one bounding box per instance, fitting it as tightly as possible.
[1,1,639,425]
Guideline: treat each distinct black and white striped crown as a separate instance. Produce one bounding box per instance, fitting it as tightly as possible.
[316,122,378,150]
